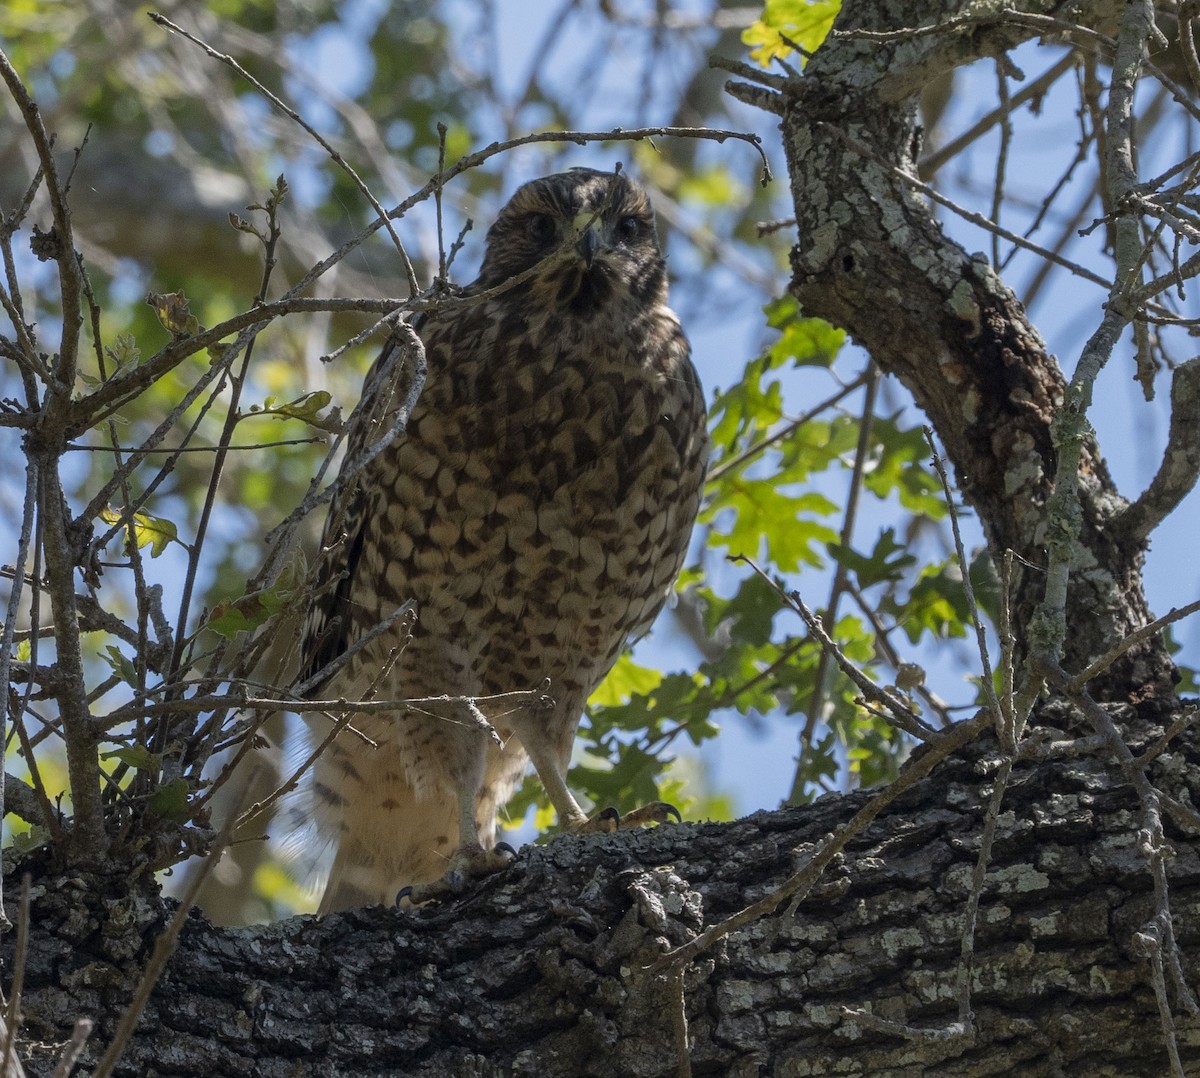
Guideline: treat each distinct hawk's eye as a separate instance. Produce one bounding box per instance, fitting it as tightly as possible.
[614,216,641,243]
[527,214,556,246]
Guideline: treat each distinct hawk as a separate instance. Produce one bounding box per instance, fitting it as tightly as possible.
[301,168,709,912]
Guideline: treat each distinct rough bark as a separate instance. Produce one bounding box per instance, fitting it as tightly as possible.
[6,701,1199,1076]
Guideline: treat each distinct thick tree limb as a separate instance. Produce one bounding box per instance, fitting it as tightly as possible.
[5,703,1200,1076]
[755,0,1176,699]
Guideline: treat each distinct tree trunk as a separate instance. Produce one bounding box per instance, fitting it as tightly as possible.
[725,0,1175,700]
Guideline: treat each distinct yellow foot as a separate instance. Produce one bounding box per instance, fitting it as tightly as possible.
[573,801,681,834]
[396,842,516,906]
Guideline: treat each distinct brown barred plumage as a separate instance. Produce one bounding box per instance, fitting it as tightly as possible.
[301,169,708,912]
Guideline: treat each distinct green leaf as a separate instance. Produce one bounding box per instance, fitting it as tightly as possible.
[743,0,841,68]
[99,506,179,557]
[102,745,161,773]
[764,295,845,369]
[243,390,342,433]
[148,778,191,823]
[9,824,50,852]
[105,332,141,370]
[865,418,947,518]
[703,481,839,572]
[101,645,137,686]
[883,560,972,644]
[146,289,201,337]
[204,572,298,639]
[828,528,918,589]
[590,654,665,708]
[677,165,744,208]
[711,572,782,647]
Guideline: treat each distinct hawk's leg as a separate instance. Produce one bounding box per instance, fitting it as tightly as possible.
[521,734,681,837]
[398,739,515,906]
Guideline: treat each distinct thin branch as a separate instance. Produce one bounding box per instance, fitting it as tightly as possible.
[1,877,30,1075]
[148,12,421,296]
[791,366,879,803]
[669,968,692,1078]
[36,460,106,855]
[1044,659,1199,1037]
[69,295,399,426]
[924,430,1005,743]
[1021,0,1154,708]
[107,685,548,725]
[165,179,286,684]
[0,52,83,391]
[920,51,1078,176]
[1134,707,1200,772]
[1068,598,1200,694]
[733,556,934,740]
[822,124,1113,291]
[0,457,39,873]
[707,374,869,484]
[49,1019,92,1078]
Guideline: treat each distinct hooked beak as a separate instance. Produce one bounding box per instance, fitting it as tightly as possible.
[576,224,600,267]
[573,211,601,266]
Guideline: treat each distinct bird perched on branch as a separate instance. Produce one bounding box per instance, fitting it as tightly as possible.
[300,167,708,913]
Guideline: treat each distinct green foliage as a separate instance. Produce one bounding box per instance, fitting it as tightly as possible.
[100,645,137,687]
[204,561,306,639]
[829,528,916,589]
[743,0,842,68]
[148,778,192,823]
[99,507,180,558]
[243,390,341,433]
[102,746,161,773]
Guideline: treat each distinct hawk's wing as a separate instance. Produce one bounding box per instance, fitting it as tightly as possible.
[298,325,423,690]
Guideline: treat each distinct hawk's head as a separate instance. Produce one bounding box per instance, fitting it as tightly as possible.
[476,168,667,316]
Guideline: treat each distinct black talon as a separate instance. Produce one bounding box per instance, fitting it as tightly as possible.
[663,803,682,823]
[599,806,621,823]
[495,841,517,857]
[395,886,413,905]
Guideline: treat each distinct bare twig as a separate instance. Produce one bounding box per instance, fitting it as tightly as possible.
[1043,658,1199,1057]
[790,365,880,802]
[165,178,287,685]
[49,1019,92,1078]
[1021,0,1155,713]
[1069,599,1200,694]
[669,968,692,1078]
[823,124,1112,291]
[148,12,422,295]
[924,430,1006,742]
[1134,707,1200,772]
[769,578,934,739]
[920,52,1078,175]
[704,376,869,484]
[1116,357,1200,542]
[0,457,39,888]
[0,52,83,389]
